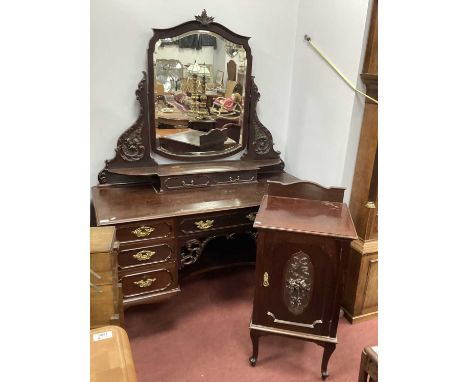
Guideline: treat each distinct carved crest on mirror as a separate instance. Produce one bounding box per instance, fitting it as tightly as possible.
[98,10,282,185]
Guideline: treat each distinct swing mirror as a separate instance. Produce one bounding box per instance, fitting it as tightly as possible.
[149,22,252,160]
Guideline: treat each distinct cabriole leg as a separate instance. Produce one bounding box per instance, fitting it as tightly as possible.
[249,330,260,366]
[321,343,336,380]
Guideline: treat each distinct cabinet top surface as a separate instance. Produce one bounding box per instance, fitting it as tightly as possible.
[254,195,357,239]
[90,226,116,253]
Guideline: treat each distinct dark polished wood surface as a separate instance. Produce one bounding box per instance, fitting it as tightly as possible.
[93,172,298,225]
[105,158,283,177]
[254,196,357,239]
[94,182,264,225]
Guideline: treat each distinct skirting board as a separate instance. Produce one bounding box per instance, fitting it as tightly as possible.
[342,306,378,324]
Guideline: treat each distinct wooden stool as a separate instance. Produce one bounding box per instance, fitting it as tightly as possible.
[358,346,378,382]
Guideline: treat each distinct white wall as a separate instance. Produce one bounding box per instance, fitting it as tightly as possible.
[91,0,299,186]
[91,1,372,199]
[284,0,371,202]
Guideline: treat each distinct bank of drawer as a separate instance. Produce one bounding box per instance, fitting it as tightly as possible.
[118,242,174,270]
[212,171,257,185]
[116,219,174,243]
[162,174,211,191]
[120,264,177,298]
[179,207,258,235]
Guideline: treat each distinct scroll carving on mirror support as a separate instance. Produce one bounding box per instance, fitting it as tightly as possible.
[97,72,157,184]
[241,77,282,163]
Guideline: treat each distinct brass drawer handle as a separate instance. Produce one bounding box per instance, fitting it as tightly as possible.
[246,212,257,222]
[228,176,240,182]
[263,272,269,287]
[194,219,214,230]
[133,250,156,261]
[131,225,155,238]
[133,278,156,288]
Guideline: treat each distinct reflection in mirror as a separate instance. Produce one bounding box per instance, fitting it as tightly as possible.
[153,31,248,157]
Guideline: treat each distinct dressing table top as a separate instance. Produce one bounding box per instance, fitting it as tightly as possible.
[254,195,357,240]
[93,172,298,226]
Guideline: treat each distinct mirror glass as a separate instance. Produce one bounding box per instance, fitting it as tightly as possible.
[153,31,248,157]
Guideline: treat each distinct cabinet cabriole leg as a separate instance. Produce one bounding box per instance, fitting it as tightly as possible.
[321,343,336,380]
[249,330,259,366]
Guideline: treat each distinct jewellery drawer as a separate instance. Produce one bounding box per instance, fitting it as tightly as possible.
[116,219,174,243]
[179,207,258,235]
[212,171,257,185]
[118,241,175,270]
[161,174,211,191]
[120,263,178,298]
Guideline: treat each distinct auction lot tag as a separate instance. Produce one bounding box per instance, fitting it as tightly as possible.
[93,330,113,342]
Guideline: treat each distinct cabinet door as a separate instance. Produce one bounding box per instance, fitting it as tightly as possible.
[253,231,341,337]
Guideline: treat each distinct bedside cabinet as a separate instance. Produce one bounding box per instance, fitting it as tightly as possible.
[249,182,357,380]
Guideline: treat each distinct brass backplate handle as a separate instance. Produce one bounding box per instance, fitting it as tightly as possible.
[131,226,155,238]
[263,272,269,287]
[194,219,214,230]
[133,250,156,261]
[133,278,156,288]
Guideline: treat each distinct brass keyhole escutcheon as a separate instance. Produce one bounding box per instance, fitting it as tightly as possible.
[263,272,269,287]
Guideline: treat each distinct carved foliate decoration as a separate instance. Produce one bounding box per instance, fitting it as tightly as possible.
[180,238,204,267]
[179,231,257,268]
[195,9,214,25]
[283,251,314,315]
[97,160,110,184]
[242,77,282,161]
[116,73,147,162]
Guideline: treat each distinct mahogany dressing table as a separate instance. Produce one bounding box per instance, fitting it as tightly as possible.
[93,10,297,308]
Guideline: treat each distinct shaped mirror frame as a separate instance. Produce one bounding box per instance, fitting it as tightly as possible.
[147,11,252,160]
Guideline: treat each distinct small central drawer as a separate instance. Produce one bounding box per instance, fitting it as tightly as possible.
[116,219,174,243]
[118,242,174,270]
[120,263,177,298]
[179,207,258,235]
[162,175,211,191]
